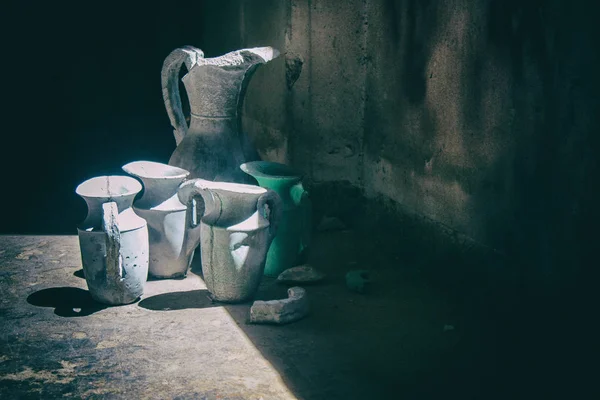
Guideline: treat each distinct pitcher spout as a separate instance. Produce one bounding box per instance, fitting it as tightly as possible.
[181,46,280,120]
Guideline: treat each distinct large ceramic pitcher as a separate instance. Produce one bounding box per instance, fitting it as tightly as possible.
[162,46,279,183]
[241,161,312,276]
[122,161,201,279]
[178,179,282,303]
[76,176,149,305]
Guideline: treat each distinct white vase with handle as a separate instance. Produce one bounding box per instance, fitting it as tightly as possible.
[76,176,149,305]
[178,178,282,303]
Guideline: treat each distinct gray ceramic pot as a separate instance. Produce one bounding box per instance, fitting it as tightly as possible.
[162,46,279,183]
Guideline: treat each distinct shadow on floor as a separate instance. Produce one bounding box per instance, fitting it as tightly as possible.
[73,269,85,279]
[138,289,220,311]
[27,287,107,317]
[190,248,204,277]
[147,274,188,282]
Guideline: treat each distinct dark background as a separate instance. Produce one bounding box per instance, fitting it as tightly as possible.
[0,1,209,234]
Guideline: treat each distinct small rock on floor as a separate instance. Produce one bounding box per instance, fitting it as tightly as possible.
[346,270,371,293]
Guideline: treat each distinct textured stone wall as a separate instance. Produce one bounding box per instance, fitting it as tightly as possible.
[198,0,600,290]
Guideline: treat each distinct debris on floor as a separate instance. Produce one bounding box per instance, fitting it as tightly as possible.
[443,324,455,332]
[277,264,325,284]
[316,215,347,232]
[249,287,309,325]
[345,270,371,293]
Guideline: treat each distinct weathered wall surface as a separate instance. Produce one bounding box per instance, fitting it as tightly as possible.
[240,0,290,164]
[198,0,599,289]
[360,0,598,291]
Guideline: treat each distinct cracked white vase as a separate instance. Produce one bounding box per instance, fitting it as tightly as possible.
[76,176,149,305]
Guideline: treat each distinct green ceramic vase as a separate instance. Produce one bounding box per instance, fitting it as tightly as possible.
[240,161,312,277]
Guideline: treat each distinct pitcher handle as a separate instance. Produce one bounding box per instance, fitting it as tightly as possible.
[161,46,204,145]
[102,202,123,280]
[178,178,219,228]
[257,190,283,239]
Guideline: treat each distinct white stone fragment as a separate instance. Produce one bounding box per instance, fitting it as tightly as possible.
[249,287,309,325]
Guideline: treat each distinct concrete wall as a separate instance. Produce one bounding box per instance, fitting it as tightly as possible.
[198,0,599,290]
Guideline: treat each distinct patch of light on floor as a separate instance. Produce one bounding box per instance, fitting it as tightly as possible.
[215,307,298,399]
[144,270,297,399]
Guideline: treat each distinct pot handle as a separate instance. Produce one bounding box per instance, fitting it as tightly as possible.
[257,189,283,239]
[161,46,204,145]
[290,182,312,253]
[178,178,218,228]
[102,201,123,280]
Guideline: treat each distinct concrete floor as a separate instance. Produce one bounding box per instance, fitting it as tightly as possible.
[1,231,497,399]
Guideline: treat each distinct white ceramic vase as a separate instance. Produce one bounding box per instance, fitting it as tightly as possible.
[178,179,282,303]
[76,176,149,305]
[122,161,202,279]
